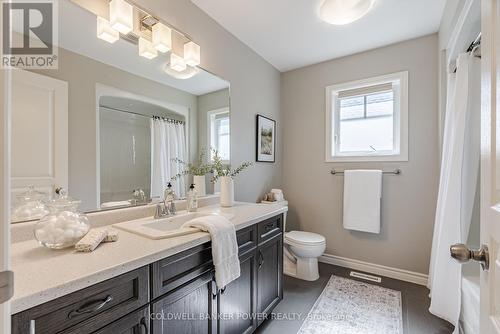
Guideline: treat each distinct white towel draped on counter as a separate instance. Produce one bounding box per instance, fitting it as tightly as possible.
[343,170,382,234]
[182,215,240,288]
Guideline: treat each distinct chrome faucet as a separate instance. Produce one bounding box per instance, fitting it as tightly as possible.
[154,183,177,219]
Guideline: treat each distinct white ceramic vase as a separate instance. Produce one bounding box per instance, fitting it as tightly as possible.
[193,175,207,196]
[220,176,234,207]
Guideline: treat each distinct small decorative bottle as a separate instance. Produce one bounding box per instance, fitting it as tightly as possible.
[187,184,198,212]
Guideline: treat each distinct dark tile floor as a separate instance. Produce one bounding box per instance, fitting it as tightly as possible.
[256,263,454,334]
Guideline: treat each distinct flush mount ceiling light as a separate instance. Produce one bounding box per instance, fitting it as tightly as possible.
[97,17,119,43]
[319,0,376,25]
[109,0,133,34]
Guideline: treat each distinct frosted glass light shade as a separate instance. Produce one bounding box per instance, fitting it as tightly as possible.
[96,17,119,43]
[109,0,133,34]
[138,37,158,59]
[152,23,172,53]
[184,41,201,67]
[170,53,187,72]
[319,0,376,25]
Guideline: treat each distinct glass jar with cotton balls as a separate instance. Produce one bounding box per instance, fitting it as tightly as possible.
[34,188,90,249]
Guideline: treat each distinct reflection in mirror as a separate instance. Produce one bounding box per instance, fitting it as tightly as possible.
[10,0,230,222]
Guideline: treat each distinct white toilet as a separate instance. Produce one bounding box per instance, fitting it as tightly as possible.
[281,203,326,281]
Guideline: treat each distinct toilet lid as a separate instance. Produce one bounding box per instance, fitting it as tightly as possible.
[285,231,326,246]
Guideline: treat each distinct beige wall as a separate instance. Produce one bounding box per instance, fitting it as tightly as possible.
[34,47,198,211]
[135,0,282,202]
[281,34,439,274]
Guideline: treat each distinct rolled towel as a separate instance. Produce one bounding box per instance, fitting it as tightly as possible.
[75,229,107,252]
[103,228,119,242]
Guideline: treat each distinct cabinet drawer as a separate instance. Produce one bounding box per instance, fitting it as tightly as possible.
[151,243,214,299]
[11,266,149,334]
[236,224,257,255]
[257,215,283,244]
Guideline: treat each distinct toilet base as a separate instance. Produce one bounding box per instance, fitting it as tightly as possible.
[284,252,320,281]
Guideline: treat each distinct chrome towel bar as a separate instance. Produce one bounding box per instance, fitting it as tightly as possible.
[330,169,401,175]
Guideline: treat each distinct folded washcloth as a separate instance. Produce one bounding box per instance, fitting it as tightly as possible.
[182,215,240,288]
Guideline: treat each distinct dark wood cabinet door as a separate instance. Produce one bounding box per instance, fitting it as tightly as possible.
[151,270,217,334]
[256,233,283,326]
[218,250,258,334]
[90,306,149,334]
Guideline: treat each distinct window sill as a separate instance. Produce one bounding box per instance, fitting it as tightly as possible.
[326,153,408,163]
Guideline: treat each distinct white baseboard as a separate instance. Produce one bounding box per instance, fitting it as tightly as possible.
[319,253,429,286]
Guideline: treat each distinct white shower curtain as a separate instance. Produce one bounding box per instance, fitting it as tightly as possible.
[428,53,481,331]
[150,118,187,199]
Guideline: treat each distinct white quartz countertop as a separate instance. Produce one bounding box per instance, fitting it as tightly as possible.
[10,202,287,314]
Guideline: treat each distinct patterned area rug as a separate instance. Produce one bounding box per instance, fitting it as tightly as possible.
[297,275,403,334]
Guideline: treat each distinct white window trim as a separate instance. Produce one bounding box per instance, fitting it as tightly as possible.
[207,107,230,164]
[325,71,409,162]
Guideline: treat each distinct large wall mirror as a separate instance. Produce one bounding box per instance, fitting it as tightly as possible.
[10,0,230,222]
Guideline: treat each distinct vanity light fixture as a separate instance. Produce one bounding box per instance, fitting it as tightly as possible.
[138,37,158,59]
[184,41,201,67]
[96,17,119,43]
[170,53,187,72]
[109,0,133,34]
[152,22,172,53]
[319,0,376,25]
[87,0,202,78]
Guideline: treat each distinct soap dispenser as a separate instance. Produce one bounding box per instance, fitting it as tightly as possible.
[164,182,176,215]
[187,184,198,212]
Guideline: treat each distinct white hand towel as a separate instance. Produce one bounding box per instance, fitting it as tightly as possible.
[343,170,382,234]
[182,215,240,288]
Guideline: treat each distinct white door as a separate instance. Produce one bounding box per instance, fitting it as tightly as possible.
[480,0,500,333]
[10,69,68,196]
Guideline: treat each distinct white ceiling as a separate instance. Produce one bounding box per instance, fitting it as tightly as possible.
[59,0,229,96]
[191,0,447,71]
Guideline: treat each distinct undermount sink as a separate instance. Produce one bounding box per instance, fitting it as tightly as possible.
[113,211,235,240]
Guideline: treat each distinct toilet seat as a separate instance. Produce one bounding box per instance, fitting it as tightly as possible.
[285,231,326,246]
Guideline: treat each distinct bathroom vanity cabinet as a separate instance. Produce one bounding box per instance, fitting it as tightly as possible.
[11,214,283,334]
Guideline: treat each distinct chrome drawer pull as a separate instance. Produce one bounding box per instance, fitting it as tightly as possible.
[68,295,113,319]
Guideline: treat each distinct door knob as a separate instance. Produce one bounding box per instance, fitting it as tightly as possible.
[450,243,489,270]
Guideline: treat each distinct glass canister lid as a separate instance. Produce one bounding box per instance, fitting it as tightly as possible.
[11,185,49,222]
[45,188,82,212]
[15,185,47,203]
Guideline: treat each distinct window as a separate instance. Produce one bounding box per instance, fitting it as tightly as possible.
[208,108,230,162]
[326,71,408,162]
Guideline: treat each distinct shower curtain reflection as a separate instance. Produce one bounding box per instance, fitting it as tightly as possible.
[150,118,187,200]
